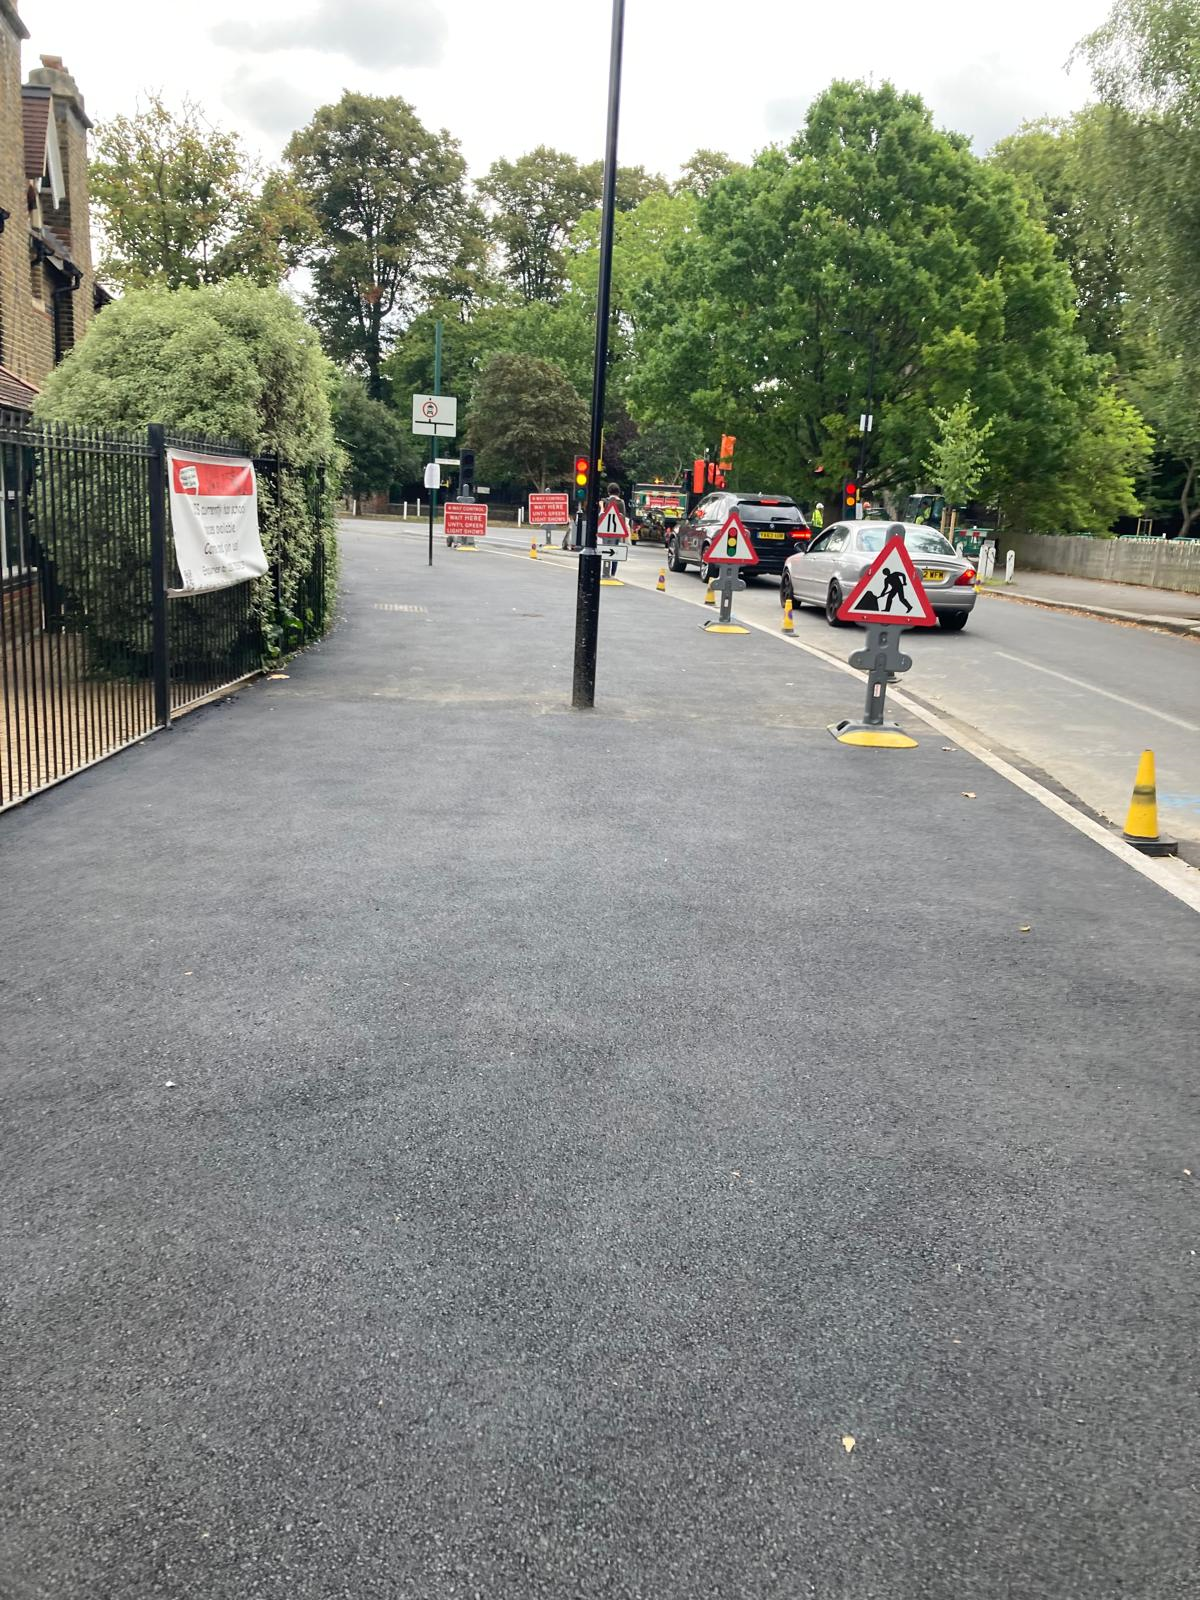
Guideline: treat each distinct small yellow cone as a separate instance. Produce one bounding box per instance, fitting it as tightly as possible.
[529,538,538,560]
[656,568,666,592]
[782,597,795,634]
[1122,749,1177,854]
[703,582,716,606]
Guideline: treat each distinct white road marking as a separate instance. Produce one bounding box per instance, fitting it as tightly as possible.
[992,651,1200,733]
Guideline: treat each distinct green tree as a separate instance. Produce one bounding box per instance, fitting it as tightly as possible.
[1038,384,1153,531]
[923,392,992,528]
[90,96,313,291]
[334,375,417,503]
[630,81,1104,530]
[286,93,469,397]
[478,147,600,303]
[1076,0,1200,532]
[990,110,1131,364]
[674,149,741,198]
[466,353,589,487]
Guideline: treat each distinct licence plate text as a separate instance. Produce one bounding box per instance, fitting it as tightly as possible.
[758,530,785,540]
[922,568,946,581]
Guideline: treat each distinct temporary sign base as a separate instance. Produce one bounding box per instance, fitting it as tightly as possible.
[600,577,625,587]
[828,719,918,749]
[703,620,750,634]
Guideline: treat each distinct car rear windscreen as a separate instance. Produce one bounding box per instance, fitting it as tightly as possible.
[737,502,803,525]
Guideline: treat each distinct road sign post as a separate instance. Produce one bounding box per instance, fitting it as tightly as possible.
[530,492,570,549]
[829,524,935,746]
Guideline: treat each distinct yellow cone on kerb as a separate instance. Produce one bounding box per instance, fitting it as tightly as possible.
[529,538,538,559]
[782,598,795,634]
[704,582,716,606]
[1124,750,1160,839]
[656,568,667,591]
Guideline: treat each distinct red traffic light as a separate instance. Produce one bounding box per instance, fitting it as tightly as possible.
[718,434,737,469]
[692,458,706,495]
[844,480,858,508]
[574,455,590,487]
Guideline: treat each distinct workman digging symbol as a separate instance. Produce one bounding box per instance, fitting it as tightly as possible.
[879,565,913,615]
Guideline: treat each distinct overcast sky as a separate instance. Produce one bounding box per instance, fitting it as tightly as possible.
[21,0,1112,178]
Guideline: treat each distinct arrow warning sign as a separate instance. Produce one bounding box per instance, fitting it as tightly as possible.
[702,511,759,566]
[598,496,630,540]
[838,530,936,627]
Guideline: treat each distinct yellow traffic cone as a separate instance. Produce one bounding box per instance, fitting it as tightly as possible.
[782,598,795,634]
[529,537,538,560]
[704,581,716,606]
[656,568,666,592]
[1122,749,1177,856]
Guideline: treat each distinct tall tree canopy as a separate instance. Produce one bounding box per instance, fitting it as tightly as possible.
[90,97,312,291]
[285,93,469,396]
[630,81,1136,532]
[477,148,600,304]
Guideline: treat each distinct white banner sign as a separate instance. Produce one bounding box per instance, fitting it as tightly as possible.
[167,449,267,594]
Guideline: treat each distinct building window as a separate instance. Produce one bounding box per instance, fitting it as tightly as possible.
[1,448,33,579]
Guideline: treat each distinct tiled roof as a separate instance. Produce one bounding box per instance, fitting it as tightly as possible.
[21,85,51,182]
[0,365,39,412]
[39,223,78,270]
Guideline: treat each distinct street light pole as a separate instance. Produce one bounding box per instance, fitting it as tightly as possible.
[572,0,625,710]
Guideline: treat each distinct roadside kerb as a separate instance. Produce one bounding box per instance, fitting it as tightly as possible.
[978,587,1200,639]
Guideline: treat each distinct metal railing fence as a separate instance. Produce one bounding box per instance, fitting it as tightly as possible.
[0,414,330,809]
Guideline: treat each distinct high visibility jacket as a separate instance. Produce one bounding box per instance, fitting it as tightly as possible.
[812,507,824,530]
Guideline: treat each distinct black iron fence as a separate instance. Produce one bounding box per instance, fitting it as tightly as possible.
[0,413,331,809]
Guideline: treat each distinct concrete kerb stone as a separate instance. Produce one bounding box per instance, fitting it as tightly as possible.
[979,587,1200,639]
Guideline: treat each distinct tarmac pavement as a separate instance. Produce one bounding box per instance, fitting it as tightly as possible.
[2,522,1198,1599]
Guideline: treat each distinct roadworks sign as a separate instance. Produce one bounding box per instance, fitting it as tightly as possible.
[702,511,758,565]
[598,496,630,540]
[838,532,935,626]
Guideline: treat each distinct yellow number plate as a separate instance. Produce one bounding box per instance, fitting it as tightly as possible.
[922,568,946,582]
[759,530,785,540]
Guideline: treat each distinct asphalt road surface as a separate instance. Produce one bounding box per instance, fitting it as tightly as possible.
[475,521,1200,859]
[2,522,1197,1600]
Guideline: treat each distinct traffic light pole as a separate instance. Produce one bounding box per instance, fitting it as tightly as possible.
[854,329,877,509]
[572,0,625,710]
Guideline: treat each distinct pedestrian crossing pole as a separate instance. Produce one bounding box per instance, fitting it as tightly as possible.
[572,0,625,710]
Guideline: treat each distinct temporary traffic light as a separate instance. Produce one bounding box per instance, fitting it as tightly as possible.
[693,459,706,495]
[574,454,590,502]
[459,449,475,495]
[844,480,858,514]
[719,434,737,470]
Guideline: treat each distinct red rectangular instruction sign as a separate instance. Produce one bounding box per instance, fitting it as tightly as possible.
[528,493,570,525]
[444,502,488,538]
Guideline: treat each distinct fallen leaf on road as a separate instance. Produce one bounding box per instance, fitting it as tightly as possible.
[961,791,976,799]
[164,1080,176,1089]
[942,746,957,752]
[268,673,289,680]
[842,1435,856,1454]
[1019,926,1032,934]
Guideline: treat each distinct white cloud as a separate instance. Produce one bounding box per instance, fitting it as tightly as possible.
[223,68,322,140]
[213,0,447,71]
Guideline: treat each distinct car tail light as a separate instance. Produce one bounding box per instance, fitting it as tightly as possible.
[955,567,977,586]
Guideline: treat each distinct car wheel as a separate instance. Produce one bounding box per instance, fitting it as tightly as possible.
[825,582,847,627]
[780,571,796,609]
[667,537,685,573]
[939,611,969,631]
[699,559,712,584]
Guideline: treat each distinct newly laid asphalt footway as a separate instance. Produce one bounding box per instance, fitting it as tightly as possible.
[2,524,1197,1598]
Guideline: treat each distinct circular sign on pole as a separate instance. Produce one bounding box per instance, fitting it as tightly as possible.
[422,399,439,420]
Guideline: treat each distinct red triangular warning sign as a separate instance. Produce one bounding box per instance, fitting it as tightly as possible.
[838,531,936,626]
[702,511,759,566]
[597,496,630,540]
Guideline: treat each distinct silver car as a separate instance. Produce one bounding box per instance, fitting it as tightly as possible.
[781,520,978,631]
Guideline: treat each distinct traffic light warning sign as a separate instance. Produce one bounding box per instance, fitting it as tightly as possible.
[702,511,758,565]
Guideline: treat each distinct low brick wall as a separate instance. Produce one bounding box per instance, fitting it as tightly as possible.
[1,574,42,639]
[1001,533,1200,594]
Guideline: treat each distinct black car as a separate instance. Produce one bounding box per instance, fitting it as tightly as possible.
[666,492,812,579]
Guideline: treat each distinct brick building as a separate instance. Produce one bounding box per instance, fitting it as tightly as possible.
[1,0,102,414]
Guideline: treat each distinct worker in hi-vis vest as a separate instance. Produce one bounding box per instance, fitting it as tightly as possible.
[811,502,824,532]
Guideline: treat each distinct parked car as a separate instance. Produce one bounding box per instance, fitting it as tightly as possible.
[667,492,812,580]
[781,521,978,630]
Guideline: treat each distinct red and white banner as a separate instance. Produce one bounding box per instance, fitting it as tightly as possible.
[167,449,267,594]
